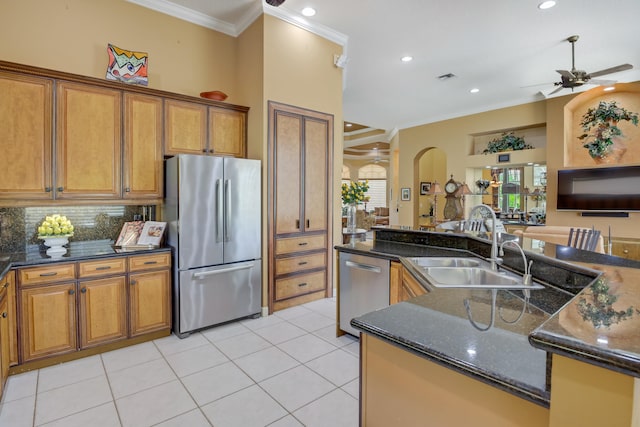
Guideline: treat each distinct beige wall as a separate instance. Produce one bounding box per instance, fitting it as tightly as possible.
[0,0,238,102]
[396,93,640,239]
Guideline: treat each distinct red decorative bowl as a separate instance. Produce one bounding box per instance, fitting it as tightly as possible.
[200,90,228,101]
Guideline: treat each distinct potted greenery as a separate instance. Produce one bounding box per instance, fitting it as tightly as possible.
[482,132,532,154]
[577,100,639,163]
[341,180,369,232]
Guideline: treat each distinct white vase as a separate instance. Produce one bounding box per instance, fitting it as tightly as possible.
[40,236,70,257]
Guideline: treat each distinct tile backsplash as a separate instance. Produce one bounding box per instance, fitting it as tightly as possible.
[0,205,156,253]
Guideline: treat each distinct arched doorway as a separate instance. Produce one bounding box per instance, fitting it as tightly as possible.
[414,147,446,228]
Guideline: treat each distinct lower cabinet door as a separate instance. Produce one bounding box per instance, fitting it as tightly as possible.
[129,270,171,337]
[0,295,9,396]
[20,282,77,362]
[79,276,127,348]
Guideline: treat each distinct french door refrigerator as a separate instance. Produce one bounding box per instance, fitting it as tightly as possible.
[164,154,261,338]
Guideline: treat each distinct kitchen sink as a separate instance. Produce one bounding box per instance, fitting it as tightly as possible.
[407,257,480,268]
[420,266,544,290]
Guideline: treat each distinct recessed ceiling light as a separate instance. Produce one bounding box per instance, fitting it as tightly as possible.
[538,1,556,9]
[401,56,413,62]
[604,86,615,91]
[301,7,316,17]
[470,88,480,93]
[345,123,352,127]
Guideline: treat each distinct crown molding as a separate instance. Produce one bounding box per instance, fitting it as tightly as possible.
[263,4,348,47]
[126,0,262,37]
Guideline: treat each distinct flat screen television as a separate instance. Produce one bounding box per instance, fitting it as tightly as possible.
[557,166,640,211]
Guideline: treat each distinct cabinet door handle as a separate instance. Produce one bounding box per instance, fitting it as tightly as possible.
[2,282,8,289]
[298,242,308,246]
[296,219,300,229]
[39,272,58,277]
[297,282,308,287]
[306,219,310,228]
[96,266,111,271]
[143,260,158,265]
[80,287,87,293]
[68,289,75,295]
[298,261,308,266]
[57,187,64,192]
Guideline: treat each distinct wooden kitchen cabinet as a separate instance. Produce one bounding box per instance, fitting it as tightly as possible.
[389,262,427,304]
[0,71,53,200]
[268,102,334,312]
[164,99,208,156]
[56,81,122,199]
[128,254,171,336]
[0,283,10,398]
[208,106,246,157]
[20,282,77,362]
[2,271,17,366]
[78,259,128,349]
[123,93,163,199]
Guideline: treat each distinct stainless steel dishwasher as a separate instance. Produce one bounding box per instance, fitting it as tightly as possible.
[339,252,390,336]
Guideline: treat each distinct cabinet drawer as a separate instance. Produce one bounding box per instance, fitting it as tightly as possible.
[276,235,326,255]
[128,253,171,272]
[19,263,76,287]
[275,253,326,276]
[78,257,126,278]
[276,271,326,300]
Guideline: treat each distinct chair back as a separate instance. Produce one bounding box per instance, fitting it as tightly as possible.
[567,227,601,252]
[462,219,485,232]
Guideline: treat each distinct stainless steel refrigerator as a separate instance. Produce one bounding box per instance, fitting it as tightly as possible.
[164,154,261,338]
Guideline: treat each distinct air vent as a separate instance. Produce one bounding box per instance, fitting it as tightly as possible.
[438,73,456,80]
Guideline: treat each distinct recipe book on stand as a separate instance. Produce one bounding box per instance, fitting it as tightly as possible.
[114,221,166,249]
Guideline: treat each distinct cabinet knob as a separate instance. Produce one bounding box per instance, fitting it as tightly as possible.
[81,287,87,293]
[209,149,214,153]
[68,289,75,295]
[125,187,131,192]
[57,187,64,192]
[45,187,52,192]
[202,149,208,153]
[624,249,629,254]
[130,280,136,285]
[2,282,8,289]
[1,312,6,318]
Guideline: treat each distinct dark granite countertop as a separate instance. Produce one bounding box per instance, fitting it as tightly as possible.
[0,240,170,279]
[337,228,640,405]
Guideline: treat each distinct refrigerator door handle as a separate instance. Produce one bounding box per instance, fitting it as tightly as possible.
[224,179,231,242]
[216,178,224,243]
[192,263,254,279]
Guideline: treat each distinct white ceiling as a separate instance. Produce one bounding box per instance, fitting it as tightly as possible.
[129,0,640,137]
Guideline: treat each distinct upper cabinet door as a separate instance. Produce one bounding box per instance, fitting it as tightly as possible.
[209,107,246,157]
[164,99,207,156]
[304,118,329,233]
[0,72,53,199]
[274,111,302,235]
[123,93,163,199]
[56,81,122,199]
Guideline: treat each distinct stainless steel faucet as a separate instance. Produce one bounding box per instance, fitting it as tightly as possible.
[498,240,533,286]
[468,204,501,271]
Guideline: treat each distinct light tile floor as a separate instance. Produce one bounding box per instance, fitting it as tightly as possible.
[0,298,360,427]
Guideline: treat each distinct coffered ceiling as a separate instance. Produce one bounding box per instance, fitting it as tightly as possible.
[129,0,640,162]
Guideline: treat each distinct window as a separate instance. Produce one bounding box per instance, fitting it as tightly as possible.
[358,164,387,210]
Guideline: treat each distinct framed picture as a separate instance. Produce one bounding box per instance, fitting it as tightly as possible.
[420,182,431,195]
[401,188,411,201]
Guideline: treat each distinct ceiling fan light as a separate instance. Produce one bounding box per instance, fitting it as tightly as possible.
[538,1,556,9]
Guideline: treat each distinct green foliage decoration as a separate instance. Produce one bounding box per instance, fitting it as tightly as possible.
[482,132,533,154]
[341,180,369,205]
[577,100,639,159]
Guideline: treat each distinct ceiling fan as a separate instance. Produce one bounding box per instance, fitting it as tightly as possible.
[548,35,633,96]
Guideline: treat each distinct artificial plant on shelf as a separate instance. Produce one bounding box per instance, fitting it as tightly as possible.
[482,132,533,154]
[577,100,639,161]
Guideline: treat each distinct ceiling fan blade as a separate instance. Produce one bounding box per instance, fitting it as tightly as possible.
[589,63,633,78]
[588,79,616,86]
[556,69,575,79]
[548,85,565,96]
